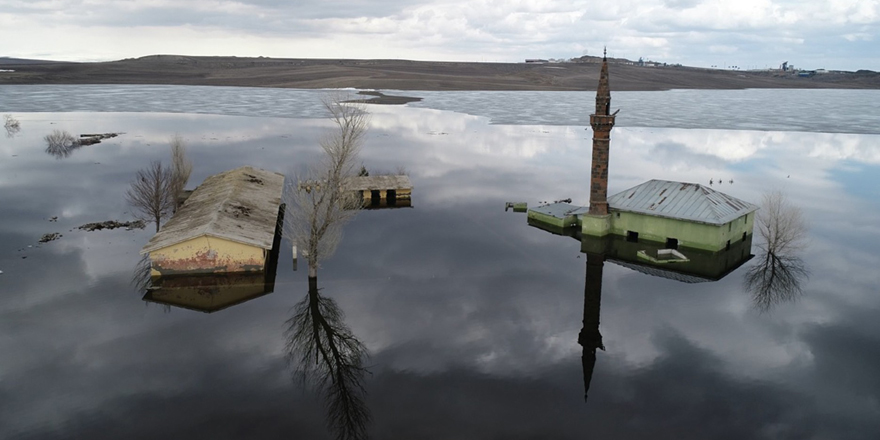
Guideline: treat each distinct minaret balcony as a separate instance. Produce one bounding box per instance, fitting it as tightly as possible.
[590,114,616,130]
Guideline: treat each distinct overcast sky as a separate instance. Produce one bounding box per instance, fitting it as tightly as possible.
[0,0,877,71]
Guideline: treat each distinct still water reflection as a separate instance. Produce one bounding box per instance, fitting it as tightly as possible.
[1,102,879,439]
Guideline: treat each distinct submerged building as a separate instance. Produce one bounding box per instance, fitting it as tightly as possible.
[345,175,413,208]
[528,49,757,253]
[140,166,285,276]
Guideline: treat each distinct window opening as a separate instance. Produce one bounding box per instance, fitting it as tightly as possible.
[626,231,639,243]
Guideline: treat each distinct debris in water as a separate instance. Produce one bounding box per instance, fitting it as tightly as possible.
[39,233,62,243]
[77,220,146,231]
[79,133,122,146]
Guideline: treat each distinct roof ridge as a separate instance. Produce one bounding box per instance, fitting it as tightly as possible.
[201,168,240,236]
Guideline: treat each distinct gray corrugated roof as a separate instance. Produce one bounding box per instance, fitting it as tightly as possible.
[345,175,413,191]
[530,202,589,219]
[141,166,284,254]
[608,179,757,225]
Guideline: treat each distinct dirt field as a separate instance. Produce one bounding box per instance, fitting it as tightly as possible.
[1,55,878,91]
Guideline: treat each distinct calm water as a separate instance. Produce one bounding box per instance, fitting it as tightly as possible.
[1,86,880,439]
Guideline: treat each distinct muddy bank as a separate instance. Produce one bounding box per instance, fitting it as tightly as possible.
[355,90,423,105]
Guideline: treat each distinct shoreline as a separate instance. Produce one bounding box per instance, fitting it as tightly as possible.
[2,55,879,92]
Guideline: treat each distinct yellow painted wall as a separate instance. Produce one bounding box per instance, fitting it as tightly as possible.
[149,235,266,276]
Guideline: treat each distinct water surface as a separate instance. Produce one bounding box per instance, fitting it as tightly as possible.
[1,87,879,439]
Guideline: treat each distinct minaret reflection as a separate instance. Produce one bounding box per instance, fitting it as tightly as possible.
[529,219,756,404]
[579,251,606,402]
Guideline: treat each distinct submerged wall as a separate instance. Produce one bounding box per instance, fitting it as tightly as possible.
[148,235,266,276]
[584,210,755,252]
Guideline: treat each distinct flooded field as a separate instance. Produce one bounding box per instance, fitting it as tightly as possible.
[2,88,880,439]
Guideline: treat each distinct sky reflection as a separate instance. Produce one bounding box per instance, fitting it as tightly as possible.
[1,107,879,439]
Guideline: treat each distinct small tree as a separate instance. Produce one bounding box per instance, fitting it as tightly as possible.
[44,129,80,158]
[126,160,175,232]
[169,134,193,207]
[284,93,369,278]
[4,114,20,138]
[754,190,808,255]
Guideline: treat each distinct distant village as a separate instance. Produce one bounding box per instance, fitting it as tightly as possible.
[523,55,845,77]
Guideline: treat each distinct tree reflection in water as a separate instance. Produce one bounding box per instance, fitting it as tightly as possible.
[44,129,82,158]
[744,190,809,312]
[283,94,372,440]
[285,277,370,440]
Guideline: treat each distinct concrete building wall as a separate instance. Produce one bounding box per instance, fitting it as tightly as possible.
[149,235,266,276]
[527,210,578,230]
[609,210,754,252]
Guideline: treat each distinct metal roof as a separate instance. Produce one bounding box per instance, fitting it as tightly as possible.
[608,179,757,225]
[344,175,413,191]
[141,166,284,254]
[529,202,589,219]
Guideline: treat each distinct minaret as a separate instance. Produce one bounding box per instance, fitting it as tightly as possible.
[588,48,616,216]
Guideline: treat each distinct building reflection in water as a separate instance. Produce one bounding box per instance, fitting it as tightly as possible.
[530,223,755,402]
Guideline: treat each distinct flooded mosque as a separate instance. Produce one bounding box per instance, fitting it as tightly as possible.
[528,49,758,257]
[524,49,759,402]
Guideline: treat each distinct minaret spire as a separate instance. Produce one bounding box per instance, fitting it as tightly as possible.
[588,50,616,216]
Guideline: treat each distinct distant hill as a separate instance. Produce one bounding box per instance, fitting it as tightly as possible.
[0,57,69,65]
[1,54,878,91]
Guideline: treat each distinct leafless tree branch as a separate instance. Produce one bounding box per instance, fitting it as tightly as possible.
[169,134,193,208]
[4,114,21,138]
[44,129,80,158]
[283,93,369,277]
[126,160,175,232]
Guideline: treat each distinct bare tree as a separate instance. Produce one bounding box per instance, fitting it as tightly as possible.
[169,134,193,207]
[285,277,371,440]
[284,93,370,278]
[754,190,808,255]
[44,129,80,158]
[126,160,175,232]
[4,114,20,138]
[745,190,810,312]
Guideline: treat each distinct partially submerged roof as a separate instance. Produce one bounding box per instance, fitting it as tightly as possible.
[141,166,284,254]
[345,175,413,191]
[530,202,589,219]
[608,179,757,225]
